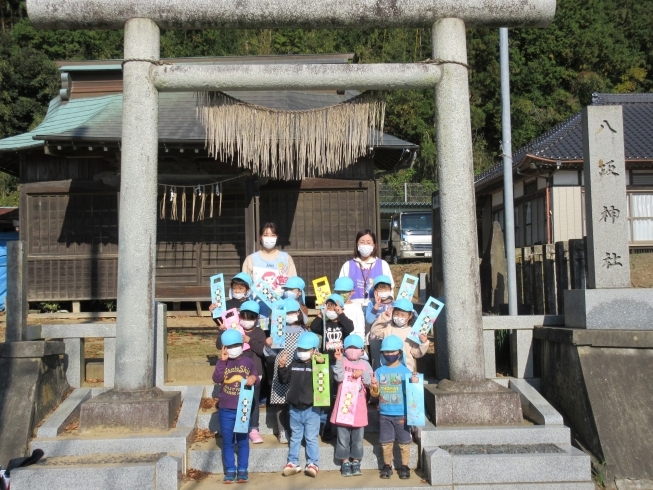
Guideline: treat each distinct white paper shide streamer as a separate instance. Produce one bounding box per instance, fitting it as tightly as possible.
[196,91,386,180]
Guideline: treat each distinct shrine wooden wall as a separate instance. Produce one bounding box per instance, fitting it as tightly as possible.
[20,153,378,302]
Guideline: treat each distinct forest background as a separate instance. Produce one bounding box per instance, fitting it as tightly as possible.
[0,0,652,205]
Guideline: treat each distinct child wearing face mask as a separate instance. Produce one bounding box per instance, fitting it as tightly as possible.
[334,277,366,346]
[368,299,429,373]
[309,294,354,440]
[278,331,324,478]
[211,272,256,337]
[235,300,267,444]
[212,329,260,484]
[369,335,418,480]
[365,275,394,370]
[331,335,373,477]
[267,298,309,444]
[281,276,310,323]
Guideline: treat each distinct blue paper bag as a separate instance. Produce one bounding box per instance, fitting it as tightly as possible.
[405,373,425,426]
[210,273,226,319]
[397,274,419,301]
[407,296,444,344]
[253,279,283,311]
[234,380,255,433]
[270,303,286,349]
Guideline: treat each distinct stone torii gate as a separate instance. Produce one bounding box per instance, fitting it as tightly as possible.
[27,0,556,428]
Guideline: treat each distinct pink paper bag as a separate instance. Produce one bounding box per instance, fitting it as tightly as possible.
[335,376,361,426]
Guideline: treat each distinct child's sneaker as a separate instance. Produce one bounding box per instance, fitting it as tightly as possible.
[236,470,249,483]
[249,429,263,444]
[282,463,302,476]
[223,471,236,484]
[380,464,393,479]
[304,463,319,477]
[340,461,352,477]
[398,465,411,480]
[277,431,288,444]
[351,460,362,476]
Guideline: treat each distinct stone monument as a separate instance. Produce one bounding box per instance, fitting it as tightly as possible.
[565,106,653,329]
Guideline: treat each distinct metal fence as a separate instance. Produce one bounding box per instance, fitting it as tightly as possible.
[379,183,432,203]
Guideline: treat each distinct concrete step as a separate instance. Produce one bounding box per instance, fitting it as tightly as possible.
[188,433,419,474]
[181,468,429,489]
[197,405,380,434]
[424,444,592,486]
[10,453,181,490]
[30,428,189,460]
[418,424,571,447]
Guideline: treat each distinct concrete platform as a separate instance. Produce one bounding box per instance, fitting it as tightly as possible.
[188,433,419,473]
[564,288,653,329]
[31,428,191,459]
[10,453,181,490]
[425,379,523,426]
[79,387,182,432]
[424,444,591,486]
[418,424,571,447]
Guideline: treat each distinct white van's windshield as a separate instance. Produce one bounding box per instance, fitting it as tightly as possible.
[400,213,431,232]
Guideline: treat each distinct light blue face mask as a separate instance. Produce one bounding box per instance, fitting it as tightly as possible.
[283,290,299,300]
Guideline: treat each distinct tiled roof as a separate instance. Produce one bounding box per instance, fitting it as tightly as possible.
[475,93,653,187]
[31,91,416,149]
[0,95,119,152]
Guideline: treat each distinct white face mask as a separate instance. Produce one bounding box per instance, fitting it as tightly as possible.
[240,319,256,330]
[297,350,312,361]
[286,313,299,325]
[227,346,243,358]
[283,290,298,300]
[262,237,277,249]
[378,291,392,300]
[232,292,247,300]
[325,310,338,320]
[392,316,408,327]
[358,244,374,257]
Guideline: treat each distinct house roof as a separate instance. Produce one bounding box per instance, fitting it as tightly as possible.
[475,93,653,188]
[0,53,418,174]
[0,95,119,152]
[31,91,415,151]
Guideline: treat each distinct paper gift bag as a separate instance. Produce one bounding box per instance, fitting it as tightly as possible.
[210,273,226,319]
[312,355,331,406]
[233,380,255,433]
[407,296,444,344]
[222,308,241,331]
[405,373,425,426]
[270,303,286,349]
[312,276,331,306]
[335,375,361,426]
[222,308,249,350]
[253,279,283,310]
[397,274,419,301]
